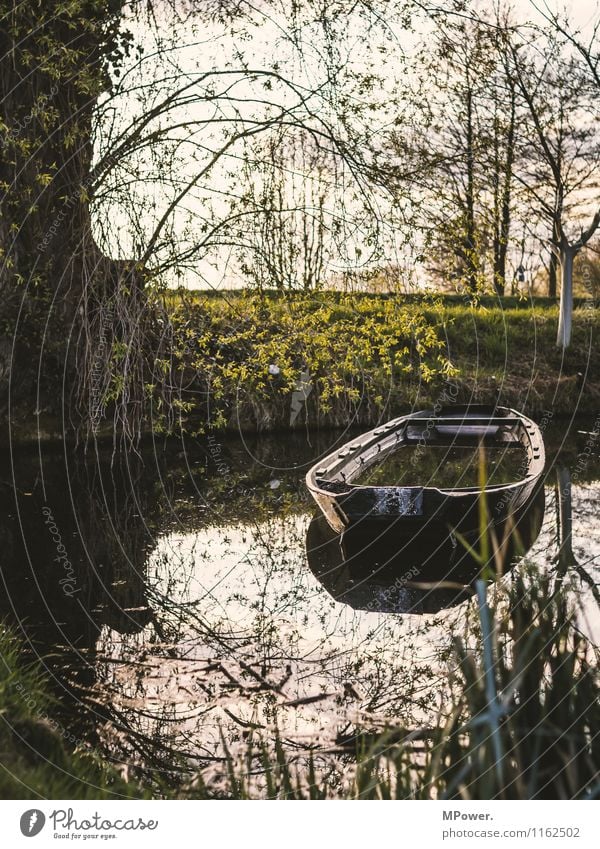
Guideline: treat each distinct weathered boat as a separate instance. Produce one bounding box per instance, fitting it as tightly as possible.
[306,405,545,535]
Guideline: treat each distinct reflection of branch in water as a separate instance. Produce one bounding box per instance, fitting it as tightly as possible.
[0,442,496,789]
[555,465,575,579]
[555,465,600,606]
[90,512,456,784]
[572,562,600,606]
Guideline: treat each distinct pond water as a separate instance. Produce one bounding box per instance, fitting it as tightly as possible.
[1,417,599,785]
[354,443,528,487]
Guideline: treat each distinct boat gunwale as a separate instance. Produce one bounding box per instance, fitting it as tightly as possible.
[306,406,545,500]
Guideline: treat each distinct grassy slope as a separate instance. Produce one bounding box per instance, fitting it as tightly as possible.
[0,629,146,799]
[163,292,600,433]
[10,292,600,441]
[422,299,599,415]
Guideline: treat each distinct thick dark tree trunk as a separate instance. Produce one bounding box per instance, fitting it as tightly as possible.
[1,2,121,285]
[0,1,146,433]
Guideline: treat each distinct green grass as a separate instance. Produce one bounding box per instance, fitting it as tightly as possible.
[157,289,456,433]
[155,291,600,434]
[10,290,599,441]
[0,628,147,799]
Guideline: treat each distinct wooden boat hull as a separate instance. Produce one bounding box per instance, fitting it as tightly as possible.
[305,484,545,615]
[306,405,545,534]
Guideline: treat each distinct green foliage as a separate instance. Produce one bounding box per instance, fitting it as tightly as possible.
[8,293,600,440]
[438,571,599,799]
[163,291,456,432]
[0,0,137,417]
[138,292,600,435]
[0,626,146,799]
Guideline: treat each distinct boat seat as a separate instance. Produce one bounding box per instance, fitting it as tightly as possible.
[405,423,503,441]
[434,424,500,437]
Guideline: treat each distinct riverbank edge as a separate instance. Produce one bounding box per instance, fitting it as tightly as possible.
[5,298,600,445]
[5,395,596,448]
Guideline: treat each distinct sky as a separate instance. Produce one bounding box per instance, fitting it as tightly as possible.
[90,0,600,291]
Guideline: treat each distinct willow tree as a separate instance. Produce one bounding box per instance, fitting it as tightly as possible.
[0,0,406,437]
[0,0,132,430]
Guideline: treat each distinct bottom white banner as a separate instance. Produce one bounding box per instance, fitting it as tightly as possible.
[0,799,597,848]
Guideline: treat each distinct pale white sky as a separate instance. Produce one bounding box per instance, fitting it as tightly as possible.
[91,0,600,290]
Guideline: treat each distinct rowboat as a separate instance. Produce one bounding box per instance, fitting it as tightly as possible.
[306,405,545,535]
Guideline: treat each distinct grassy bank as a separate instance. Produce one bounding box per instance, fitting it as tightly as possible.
[2,565,598,799]
[159,292,600,434]
[0,629,146,799]
[8,291,600,442]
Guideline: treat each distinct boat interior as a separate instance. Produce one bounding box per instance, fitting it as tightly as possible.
[311,408,544,492]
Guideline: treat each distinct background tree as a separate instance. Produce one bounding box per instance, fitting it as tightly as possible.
[402,14,522,296]
[486,26,519,296]
[508,27,600,346]
[0,0,411,435]
[410,17,495,292]
[235,131,334,291]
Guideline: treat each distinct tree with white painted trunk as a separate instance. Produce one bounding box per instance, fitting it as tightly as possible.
[506,25,600,348]
[538,6,600,345]
[554,212,600,347]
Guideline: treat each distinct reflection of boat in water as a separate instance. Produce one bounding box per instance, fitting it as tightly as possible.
[306,405,545,535]
[305,484,545,615]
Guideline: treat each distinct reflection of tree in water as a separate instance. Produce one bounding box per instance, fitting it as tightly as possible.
[553,465,600,614]
[0,447,155,755]
[99,513,452,774]
[0,430,599,791]
[2,444,263,780]
[96,488,547,781]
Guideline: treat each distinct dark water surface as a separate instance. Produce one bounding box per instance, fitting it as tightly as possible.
[354,443,529,488]
[1,417,599,784]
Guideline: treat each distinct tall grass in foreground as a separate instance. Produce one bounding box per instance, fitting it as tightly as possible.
[0,629,146,799]
[192,569,599,799]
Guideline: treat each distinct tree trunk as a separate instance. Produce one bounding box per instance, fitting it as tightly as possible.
[549,214,561,297]
[0,2,122,286]
[464,88,478,292]
[0,1,146,433]
[493,83,516,297]
[556,244,576,348]
[492,113,503,295]
[548,249,559,298]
